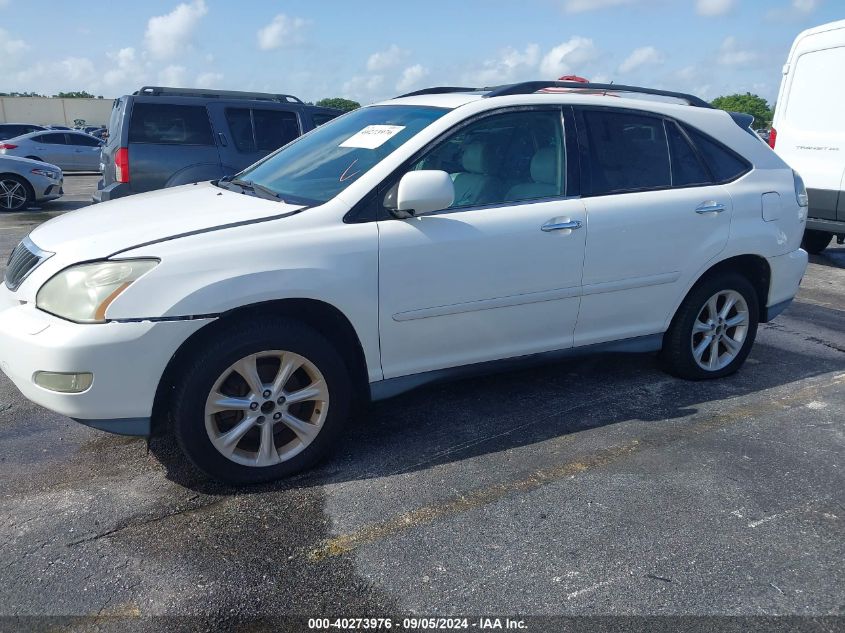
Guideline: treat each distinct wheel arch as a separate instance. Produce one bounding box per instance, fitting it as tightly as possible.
[151,298,370,435]
[668,254,771,331]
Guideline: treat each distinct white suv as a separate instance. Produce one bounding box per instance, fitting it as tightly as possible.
[0,81,809,484]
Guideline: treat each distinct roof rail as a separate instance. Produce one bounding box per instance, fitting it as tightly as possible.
[134,86,303,104]
[483,81,713,108]
[396,86,480,98]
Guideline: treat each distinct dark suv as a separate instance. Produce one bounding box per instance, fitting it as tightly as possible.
[94,86,341,202]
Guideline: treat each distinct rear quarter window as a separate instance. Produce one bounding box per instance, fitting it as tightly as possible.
[128,103,214,145]
[683,125,750,183]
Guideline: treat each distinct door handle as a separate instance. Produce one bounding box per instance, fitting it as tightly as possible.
[541,219,582,232]
[695,201,726,214]
[217,132,228,147]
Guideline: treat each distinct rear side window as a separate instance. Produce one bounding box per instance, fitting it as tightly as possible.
[666,122,711,186]
[225,108,300,152]
[683,126,749,182]
[128,103,213,145]
[581,110,671,195]
[39,133,67,144]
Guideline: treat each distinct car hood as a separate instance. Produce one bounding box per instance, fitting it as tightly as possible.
[29,182,306,260]
[0,154,61,172]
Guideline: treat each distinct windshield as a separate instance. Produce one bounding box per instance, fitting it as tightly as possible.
[232,105,449,205]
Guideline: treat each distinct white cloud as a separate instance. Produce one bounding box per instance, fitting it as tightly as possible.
[367,45,410,72]
[195,71,224,88]
[468,44,540,85]
[717,36,760,66]
[58,57,97,83]
[767,0,820,20]
[618,46,664,74]
[562,0,639,13]
[256,14,309,50]
[158,64,187,86]
[342,74,385,102]
[103,47,145,87]
[539,37,598,78]
[144,0,208,60]
[791,0,820,11]
[696,0,735,16]
[396,64,430,92]
[0,27,28,66]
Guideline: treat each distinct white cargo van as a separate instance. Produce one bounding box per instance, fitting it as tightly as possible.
[771,19,845,253]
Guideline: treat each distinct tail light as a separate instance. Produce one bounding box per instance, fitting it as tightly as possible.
[0,143,18,150]
[114,147,129,183]
[768,128,777,149]
[793,170,808,210]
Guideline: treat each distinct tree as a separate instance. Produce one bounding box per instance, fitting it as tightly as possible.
[711,93,773,129]
[53,91,96,98]
[316,97,360,112]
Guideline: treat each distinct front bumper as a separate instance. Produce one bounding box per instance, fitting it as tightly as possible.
[0,295,211,435]
[763,248,808,322]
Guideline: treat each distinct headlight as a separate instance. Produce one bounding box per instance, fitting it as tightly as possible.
[31,168,58,180]
[36,259,158,323]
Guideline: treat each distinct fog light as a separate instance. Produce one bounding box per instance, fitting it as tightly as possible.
[33,371,93,393]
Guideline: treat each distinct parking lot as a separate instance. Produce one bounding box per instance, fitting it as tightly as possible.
[0,176,843,628]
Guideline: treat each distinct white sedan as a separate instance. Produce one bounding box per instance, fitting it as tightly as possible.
[0,130,103,172]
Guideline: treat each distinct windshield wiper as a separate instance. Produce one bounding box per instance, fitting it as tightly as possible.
[226,177,286,202]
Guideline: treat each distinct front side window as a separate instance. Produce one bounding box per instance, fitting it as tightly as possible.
[582,110,671,195]
[408,109,566,209]
[235,105,448,205]
[128,103,213,145]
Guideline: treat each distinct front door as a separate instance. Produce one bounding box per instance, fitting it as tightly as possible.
[377,108,587,379]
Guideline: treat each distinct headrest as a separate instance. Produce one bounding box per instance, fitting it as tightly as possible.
[530,147,558,185]
[461,143,494,174]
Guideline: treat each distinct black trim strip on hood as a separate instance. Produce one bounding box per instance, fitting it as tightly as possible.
[108,194,310,257]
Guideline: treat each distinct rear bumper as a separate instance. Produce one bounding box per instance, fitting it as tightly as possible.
[92,180,133,203]
[763,248,808,322]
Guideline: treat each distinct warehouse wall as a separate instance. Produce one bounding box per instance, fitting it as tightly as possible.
[0,97,115,127]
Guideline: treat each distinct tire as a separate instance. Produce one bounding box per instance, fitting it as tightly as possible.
[661,273,759,381]
[171,316,351,484]
[0,174,34,211]
[801,229,832,255]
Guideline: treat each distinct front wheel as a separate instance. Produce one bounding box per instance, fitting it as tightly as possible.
[171,317,351,484]
[801,229,832,255]
[661,273,759,380]
[0,175,33,211]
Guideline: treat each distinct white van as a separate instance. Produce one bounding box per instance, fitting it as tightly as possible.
[771,19,845,254]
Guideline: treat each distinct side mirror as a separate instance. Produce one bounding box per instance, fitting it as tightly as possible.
[395,170,454,218]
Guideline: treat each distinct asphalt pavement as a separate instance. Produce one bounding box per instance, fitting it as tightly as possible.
[0,177,842,631]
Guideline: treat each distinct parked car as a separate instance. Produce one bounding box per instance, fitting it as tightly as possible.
[771,19,845,254]
[87,127,108,140]
[0,130,103,171]
[94,86,342,202]
[0,155,62,211]
[0,123,47,141]
[0,81,808,484]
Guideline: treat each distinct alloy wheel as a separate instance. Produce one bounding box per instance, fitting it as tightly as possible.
[204,350,329,467]
[0,179,28,211]
[691,289,749,371]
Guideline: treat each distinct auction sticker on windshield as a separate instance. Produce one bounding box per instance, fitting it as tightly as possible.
[340,125,406,149]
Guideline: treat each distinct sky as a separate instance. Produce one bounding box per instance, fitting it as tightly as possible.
[0,0,841,106]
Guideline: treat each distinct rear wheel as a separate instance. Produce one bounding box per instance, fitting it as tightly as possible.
[661,273,759,380]
[0,175,33,211]
[171,317,351,484]
[801,229,832,254]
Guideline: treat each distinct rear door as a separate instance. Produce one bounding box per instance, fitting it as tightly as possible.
[32,133,71,168]
[573,108,735,347]
[208,104,301,176]
[776,44,845,221]
[126,100,221,192]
